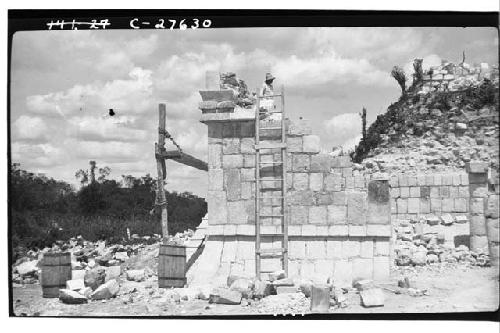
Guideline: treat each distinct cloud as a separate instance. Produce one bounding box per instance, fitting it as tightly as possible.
[11,143,65,168]
[325,112,362,151]
[13,115,49,141]
[68,115,149,142]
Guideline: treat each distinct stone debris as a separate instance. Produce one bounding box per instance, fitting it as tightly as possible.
[298,279,313,298]
[268,269,286,282]
[276,286,297,294]
[59,289,88,304]
[330,287,348,308]
[310,284,330,312]
[360,288,385,307]
[252,293,309,315]
[66,279,85,291]
[253,280,273,299]
[114,252,129,261]
[229,278,254,298]
[209,288,242,305]
[397,277,411,289]
[353,279,374,291]
[91,279,120,300]
[84,267,106,290]
[126,269,145,282]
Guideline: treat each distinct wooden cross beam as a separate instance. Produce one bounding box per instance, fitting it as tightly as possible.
[158,150,208,171]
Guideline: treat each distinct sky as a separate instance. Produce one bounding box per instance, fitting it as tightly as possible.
[9,27,498,198]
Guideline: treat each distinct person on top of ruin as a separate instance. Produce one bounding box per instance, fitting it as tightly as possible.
[259,72,277,120]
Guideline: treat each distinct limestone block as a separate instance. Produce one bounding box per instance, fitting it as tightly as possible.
[452,174,462,186]
[307,240,327,259]
[222,138,240,154]
[486,218,499,243]
[326,240,342,258]
[449,186,459,198]
[325,174,344,192]
[236,241,255,260]
[354,175,366,189]
[470,184,488,198]
[397,198,408,214]
[311,154,331,172]
[366,225,391,237]
[409,187,420,197]
[289,240,306,259]
[471,198,484,214]
[349,225,367,237]
[292,173,308,191]
[243,154,255,168]
[430,198,441,212]
[374,239,390,256]
[333,260,352,289]
[470,235,489,251]
[441,198,454,213]
[485,195,499,218]
[261,258,282,272]
[407,198,420,214]
[241,168,255,183]
[389,176,398,187]
[442,174,453,186]
[332,192,346,205]
[416,174,426,186]
[288,225,301,236]
[289,190,315,206]
[221,240,237,262]
[434,174,442,186]
[400,187,410,198]
[223,154,243,169]
[224,168,241,201]
[440,186,450,197]
[398,175,409,187]
[287,118,312,136]
[465,161,488,174]
[207,225,224,235]
[292,154,310,172]
[287,136,303,153]
[390,187,400,198]
[329,225,348,236]
[347,191,367,225]
[419,198,431,214]
[208,169,223,191]
[454,198,467,213]
[240,138,255,154]
[309,173,323,191]
[207,123,223,143]
[207,191,227,225]
[458,186,469,198]
[309,206,328,224]
[425,174,434,186]
[470,215,486,236]
[342,168,353,178]
[352,258,373,281]
[327,205,347,224]
[208,144,223,168]
[367,202,391,225]
[372,256,390,281]
[342,239,360,258]
[360,240,374,258]
[240,121,254,138]
[302,135,321,153]
[236,224,255,236]
[407,176,418,187]
[227,201,248,224]
[331,156,352,168]
[301,225,317,236]
[291,205,309,225]
[469,173,488,185]
[460,173,469,185]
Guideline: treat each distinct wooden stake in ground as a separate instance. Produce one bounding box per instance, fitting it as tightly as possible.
[156,104,168,239]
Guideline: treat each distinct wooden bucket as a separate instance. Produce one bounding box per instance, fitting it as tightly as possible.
[40,252,72,298]
[158,244,186,288]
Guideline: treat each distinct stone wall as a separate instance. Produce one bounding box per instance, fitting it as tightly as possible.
[189,107,392,286]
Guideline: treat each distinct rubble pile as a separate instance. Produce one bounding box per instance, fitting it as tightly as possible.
[220,72,255,108]
[394,216,490,268]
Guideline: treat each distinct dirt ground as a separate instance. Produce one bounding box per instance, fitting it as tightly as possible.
[11,265,499,317]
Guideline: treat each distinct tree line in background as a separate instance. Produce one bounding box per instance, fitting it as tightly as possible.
[9,161,207,255]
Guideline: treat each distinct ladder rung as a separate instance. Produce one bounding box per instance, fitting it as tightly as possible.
[258,233,284,237]
[257,247,286,254]
[257,178,284,181]
[255,142,286,149]
[259,162,283,165]
[260,196,285,199]
[257,94,282,98]
[259,214,284,217]
[259,126,282,130]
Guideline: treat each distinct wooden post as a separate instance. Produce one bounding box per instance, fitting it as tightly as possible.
[156,104,169,240]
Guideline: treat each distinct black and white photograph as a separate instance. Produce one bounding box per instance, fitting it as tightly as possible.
[6,7,500,320]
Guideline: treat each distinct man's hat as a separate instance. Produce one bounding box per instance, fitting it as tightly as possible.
[265,73,275,81]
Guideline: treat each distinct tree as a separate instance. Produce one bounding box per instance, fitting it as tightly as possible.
[75,169,89,186]
[413,59,423,85]
[391,66,407,95]
[359,107,367,145]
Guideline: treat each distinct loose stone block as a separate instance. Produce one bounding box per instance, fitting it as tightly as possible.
[227,201,248,224]
[407,198,420,214]
[223,154,243,169]
[360,240,374,258]
[309,173,323,191]
[352,258,373,281]
[347,191,367,225]
[208,144,223,168]
[292,154,311,172]
[328,205,347,224]
[302,135,321,153]
[293,173,309,191]
[240,137,255,154]
[309,206,328,224]
[329,225,349,236]
[310,284,331,312]
[291,205,309,225]
[222,138,240,154]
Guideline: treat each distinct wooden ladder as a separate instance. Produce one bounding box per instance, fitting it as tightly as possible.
[254,86,288,280]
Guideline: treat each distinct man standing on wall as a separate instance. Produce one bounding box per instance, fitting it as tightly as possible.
[259,72,279,120]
